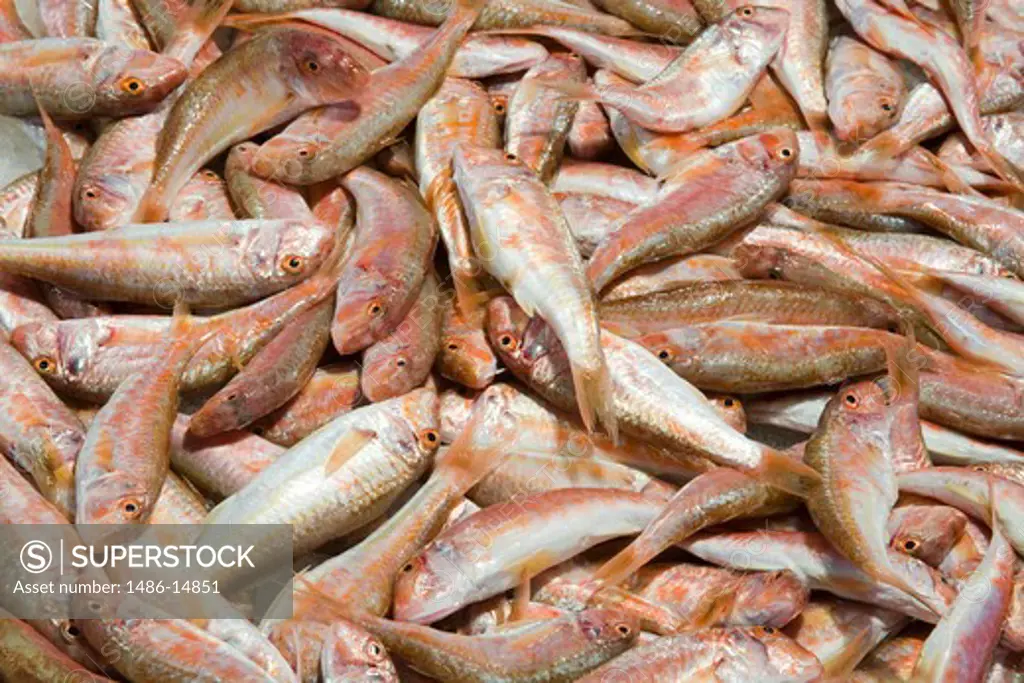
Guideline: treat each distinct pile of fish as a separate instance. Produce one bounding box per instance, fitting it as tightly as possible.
[0,0,1023,677]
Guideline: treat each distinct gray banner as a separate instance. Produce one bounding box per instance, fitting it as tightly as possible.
[0,524,293,620]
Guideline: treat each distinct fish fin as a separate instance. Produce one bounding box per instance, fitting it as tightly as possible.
[509,572,531,622]
[691,590,734,630]
[857,130,909,163]
[874,564,945,618]
[882,320,918,407]
[164,0,233,64]
[754,448,821,498]
[571,359,618,444]
[915,148,985,197]
[974,143,1024,196]
[878,0,936,31]
[323,428,376,476]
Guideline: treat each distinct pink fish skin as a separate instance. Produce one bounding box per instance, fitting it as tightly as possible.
[188,297,334,437]
[586,129,798,293]
[0,39,186,119]
[168,169,236,222]
[134,28,371,221]
[361,271,443,403]
[330,167,436,355]
[826,35,906,142]
[249,362,362,447]
[0,339,84,519]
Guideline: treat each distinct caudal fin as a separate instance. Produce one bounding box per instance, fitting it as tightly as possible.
[592,543,648,588]
[755,448,822,498]
[571,358,618,444]
[134,186,170,223]
[433,389,517,495]
[163,0,233,67]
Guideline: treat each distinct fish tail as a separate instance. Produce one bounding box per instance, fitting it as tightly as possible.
[571,358,618,443]
[916,148,984,197]
[975,143,1024,196]
[536,79,600,103]
[592,543,649,587]
[222,12,300,30]
[753,448,821,498]
[434,407,509,497]
[135,186,170,223]
[164,0,233,64]
[876,564,946,618]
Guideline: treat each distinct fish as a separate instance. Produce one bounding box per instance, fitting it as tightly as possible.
[681,530,955,622]
[95,0,151,50]
[0,171,40,237]
[320,620,398,683]
[361,271,443,403]
[601,254,743,301]
[0,609,114,682]
[0,218,335,307]
[188,297,334,437]
[540,6,789,133]
[251,0,487,185]
[504,52,584,181]
[635,322,899,393]
[588,0,702,40]
[826,36,907,142]
[393,488,664,623]
[0,38,186,118]
[416,77,501,311]
[368,0,636,34]
[591,467,797,587]
[488,297,821,495]
[148,470,208,524]
[784,600,908,677]
[435,297,498,390]
[203,388,439,557]
[577,627,824,682]
[250,362,363,446]
[888,497,969,566]
[586,129,798,292]
[75,307,219,525]
[911,521,1016,680]
[134,28,371,221]
[0,338,84,518]
[455,145,616,440]
[567,103,614,160]
[551,159,658,203]
[330,167,436,355]
[600,280,901,335]
[558,192,639,258]
[226,8,548,79]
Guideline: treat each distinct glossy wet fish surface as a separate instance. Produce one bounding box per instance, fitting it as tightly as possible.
[2,1,1024,681]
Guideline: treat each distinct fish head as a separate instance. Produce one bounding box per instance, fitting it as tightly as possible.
[439,389,477,443]
[452,143,524,191]
[438,313,499,390]
[76,471,154,525]
[750,625,825,680]
[91,47,188,116]
[186,392,244,439]
[734,128,800,177]
[732,242,788,280]
[725,6,790,68]
[332,270,403,353]
[485,296,532,373]
[824,377,889,430]
[278,30,371,103]
[74,170,142,231]
[247,219,334,287]
[322,620,398,682]
[709,395,747,433]
[576,608,640,653]
[395,387,442,460]
[392,542,476,624]
[732,571,809,627]
[830,90,903,143]
[636,329,700,371]
[253,106,362,184]
[889,503,967,566]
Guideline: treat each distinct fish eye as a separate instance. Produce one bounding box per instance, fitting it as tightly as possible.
[367,300,385,318]
[280,254,305,274]
[880,100,894,113]
[395,358,407,368]
[777,147,793,159]
[844,393,859,407]
[119,77,145,95]
[504,152,518,162]
[60,622,81,640]
[297,147,312,159]
[656,348,672,361]
[740,6,755,16]
[446,342,459,351]
[122,498,143,519]
[723,397,735,407]
[401,562,415,573]
[902,538,919,551]
[202,169,218,179]
[304,59,320,73]
[615,623,632,636]
[366,641,384,659]
[83,188,98,200]
[761,626,777,635]
[418,429,440,450]
[768,268,782,280]
[493,101,506,114]
[33,356,57,374]
[498,334,518,350]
